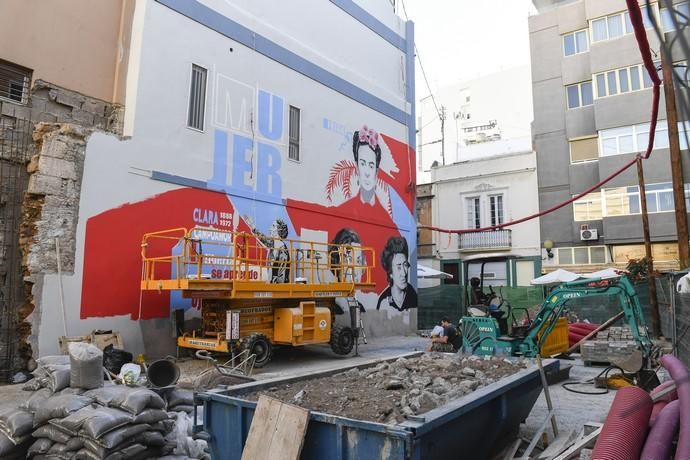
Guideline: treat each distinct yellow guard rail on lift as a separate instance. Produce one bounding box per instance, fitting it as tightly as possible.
[140,227,376,299]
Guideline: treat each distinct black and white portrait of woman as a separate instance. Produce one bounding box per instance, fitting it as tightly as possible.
[268,219,290,283]
[329,228,366,283]
[376,236,417,311]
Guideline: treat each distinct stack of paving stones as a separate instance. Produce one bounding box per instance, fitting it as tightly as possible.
[581,326,641,365]
[0,356,200,459]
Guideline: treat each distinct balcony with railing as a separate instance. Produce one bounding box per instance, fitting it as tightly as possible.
[458,229,512,252]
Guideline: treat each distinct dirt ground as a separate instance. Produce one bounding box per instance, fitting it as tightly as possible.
[246,353,526,424]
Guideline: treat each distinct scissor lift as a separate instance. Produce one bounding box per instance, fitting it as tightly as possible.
[140,227,375,366]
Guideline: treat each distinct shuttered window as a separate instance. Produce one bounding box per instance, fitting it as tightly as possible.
[570,136,599,163]
[288,105,300,161]
[187,64,207,131]
[0,59,31,105]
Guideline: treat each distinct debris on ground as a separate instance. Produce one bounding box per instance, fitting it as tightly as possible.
[525,354,688,460]
[247,354,527,424]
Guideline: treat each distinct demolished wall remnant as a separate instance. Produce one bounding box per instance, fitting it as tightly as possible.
[19,123,91,371]
[0,80,121,378]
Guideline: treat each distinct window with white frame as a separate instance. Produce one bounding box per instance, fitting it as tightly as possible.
[603,186,640,216]
[466,197,481,229]
[489,195,504,226]
[464,193,505,229]
[573,192,603,221]
[603,182,686,217]
[599,120,670,157]
[570,136,599,163]
[187,64,207,131]
[566,81,593,109]
[557,246,608,265]
[645,183,675,213]
[288,105,301,161]
[591,6,653,43]
[0,59,31,105]
[661,2,690,32]
[594,64,653,98]
[563,30,589,56]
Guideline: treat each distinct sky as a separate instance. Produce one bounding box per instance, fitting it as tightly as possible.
[399,0,537,99]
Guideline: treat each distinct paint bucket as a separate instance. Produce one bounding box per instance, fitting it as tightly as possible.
[147,359,180,387]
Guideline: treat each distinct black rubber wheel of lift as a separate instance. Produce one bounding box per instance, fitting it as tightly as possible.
[240,333,273,368]
[330,326,355,355]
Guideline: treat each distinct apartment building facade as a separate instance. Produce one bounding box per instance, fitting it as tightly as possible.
[0,0,416,367]
[426,150,542,285]
[530,0,690,273]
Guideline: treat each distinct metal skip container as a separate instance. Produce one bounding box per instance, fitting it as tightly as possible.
[195,354,559,459]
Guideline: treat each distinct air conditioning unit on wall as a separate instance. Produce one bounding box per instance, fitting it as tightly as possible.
[580,228,598,241]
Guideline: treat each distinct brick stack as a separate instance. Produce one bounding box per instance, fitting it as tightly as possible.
[581,326,640,365]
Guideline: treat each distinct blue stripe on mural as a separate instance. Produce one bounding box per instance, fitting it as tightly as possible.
[151,171,208,190]
[155,0,410,125]
[328,0,406,52]
[151,170,284,206]
[405,20,416,150]
[150,170,405,231]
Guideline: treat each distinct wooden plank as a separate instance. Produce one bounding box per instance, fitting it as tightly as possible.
[537,429,580,460]
[242,395,310,460]
[90,331,124,350]
[553,427,601,460]
[516,408,555,460]
[58,335,91,354]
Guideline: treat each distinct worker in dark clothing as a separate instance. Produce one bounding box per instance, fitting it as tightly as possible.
[428,316,460,352]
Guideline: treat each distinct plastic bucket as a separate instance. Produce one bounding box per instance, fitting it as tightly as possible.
[147,359,180,387]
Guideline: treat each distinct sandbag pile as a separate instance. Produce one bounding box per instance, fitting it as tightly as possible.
[23,343,104,394]
[0,405,34,459]
[162,388,195,415]
[24,385,175,459]
[23,356,73,393]
[8,350,209,459]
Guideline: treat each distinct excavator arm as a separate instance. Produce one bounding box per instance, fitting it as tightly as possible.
[518,276,654,359]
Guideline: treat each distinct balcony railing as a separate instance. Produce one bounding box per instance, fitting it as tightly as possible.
[458,229,512,251]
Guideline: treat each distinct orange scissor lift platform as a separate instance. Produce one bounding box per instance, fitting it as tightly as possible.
[140,227,375,365]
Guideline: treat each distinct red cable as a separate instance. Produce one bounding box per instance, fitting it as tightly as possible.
[420,1,661,235]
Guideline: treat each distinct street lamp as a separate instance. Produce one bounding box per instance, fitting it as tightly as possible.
[543,240,554,259]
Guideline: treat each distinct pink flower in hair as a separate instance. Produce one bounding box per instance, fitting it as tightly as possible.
[358,125,379,149]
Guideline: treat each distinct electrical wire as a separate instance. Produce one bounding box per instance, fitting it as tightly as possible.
[419,0,663,236]
[562,365,628,395]
[399,0,443,120]
[418,114,440,132]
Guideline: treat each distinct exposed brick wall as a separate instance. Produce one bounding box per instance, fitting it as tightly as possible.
[0,80,123,133]
[0,80,122,376]
[22,123,90,275]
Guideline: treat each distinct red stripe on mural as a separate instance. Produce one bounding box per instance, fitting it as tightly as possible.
[80,188,238,320]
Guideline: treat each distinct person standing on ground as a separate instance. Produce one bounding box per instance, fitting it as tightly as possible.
[428,317,460,352]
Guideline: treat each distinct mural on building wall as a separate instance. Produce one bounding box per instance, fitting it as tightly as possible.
[377,236,417,311]
[80,78,416,320]
[267,219,290,284]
